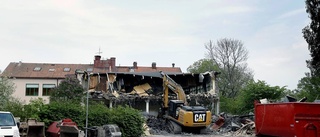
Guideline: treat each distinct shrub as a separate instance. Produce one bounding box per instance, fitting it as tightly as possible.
[38,101,145,137]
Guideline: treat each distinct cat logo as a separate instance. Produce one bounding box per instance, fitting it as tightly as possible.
[194,113,206,122]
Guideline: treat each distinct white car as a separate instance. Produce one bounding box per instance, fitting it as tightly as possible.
[0,111,20,137]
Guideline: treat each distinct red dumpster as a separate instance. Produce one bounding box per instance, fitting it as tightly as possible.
[46,121,60,137]
[255,101,320,137]
[46,118,79,137]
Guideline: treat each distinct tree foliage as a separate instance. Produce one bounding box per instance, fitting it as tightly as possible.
[38,101,145,137]
[0,76,16,110]
[303,0,320,76]
[50,77,85,103]
[38,101,85,128]
[236,80,286,114]
[108,106,145,137]
[297,73,320,101]
[2,98,45,121]
[187,58,219,73]
[2,98,24,118]
[22,98,46,120]
[297,0,320,99]
[205,38,253,98]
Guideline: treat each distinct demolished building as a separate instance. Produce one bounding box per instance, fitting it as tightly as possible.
[76,71,221,115]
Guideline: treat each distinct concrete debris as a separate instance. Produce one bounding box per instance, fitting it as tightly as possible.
[131,84,150,97]
[259,98,269,104]
[210,113,255,136]
[232,121,255,136]
[143,112,255,136]
[143,114,171,135]
[112,91,120,97]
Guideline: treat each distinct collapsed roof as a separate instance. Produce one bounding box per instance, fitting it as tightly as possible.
[76,71,219,100]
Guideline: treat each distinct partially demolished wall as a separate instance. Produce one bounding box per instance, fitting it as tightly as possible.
[76,71,219,114]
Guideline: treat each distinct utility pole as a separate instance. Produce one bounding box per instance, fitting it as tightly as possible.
[85,72,90,137]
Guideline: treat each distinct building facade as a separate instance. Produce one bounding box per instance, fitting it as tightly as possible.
[1,55,181,104]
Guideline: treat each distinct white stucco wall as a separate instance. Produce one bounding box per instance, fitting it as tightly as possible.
[12,78,63,104]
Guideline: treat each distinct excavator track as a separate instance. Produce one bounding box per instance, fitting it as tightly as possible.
[167,120,182,134]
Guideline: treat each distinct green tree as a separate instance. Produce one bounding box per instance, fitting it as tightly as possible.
[2,98,24,118]
[0,76,16,110]
[50,77,85,103]
[38,102,145,137]
[187,59,219,73]
[236,80,286,114]
[297,0,320,100]
[296,73,320,101]
[205,38,253,98]
[22,98,45,121]
[108,106,145,137]
[303,0,320,77]
[38,101,85,128]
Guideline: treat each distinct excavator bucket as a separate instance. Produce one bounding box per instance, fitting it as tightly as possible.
[26,119,45,137]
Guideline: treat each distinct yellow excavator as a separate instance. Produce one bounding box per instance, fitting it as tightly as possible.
[158,72,212,134]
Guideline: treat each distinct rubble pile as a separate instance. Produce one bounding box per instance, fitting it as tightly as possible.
[143,114,171,135]
[211,113,255,136]
[143,112,256,136]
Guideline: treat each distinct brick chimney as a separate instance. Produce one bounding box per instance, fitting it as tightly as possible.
[94,55,102,67]
[95,55,101,61]
[133,61,138,69]
[110,57,116,71]
[152,62,156,69]
[93,55,116,69]
[172,63,175,68]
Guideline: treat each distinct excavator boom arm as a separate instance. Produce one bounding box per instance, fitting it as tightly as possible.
[162,72,187,108]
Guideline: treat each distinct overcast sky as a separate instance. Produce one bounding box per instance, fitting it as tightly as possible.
[0,0,311,90]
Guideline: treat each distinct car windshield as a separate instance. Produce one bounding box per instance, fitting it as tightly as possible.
[0,113,16,126]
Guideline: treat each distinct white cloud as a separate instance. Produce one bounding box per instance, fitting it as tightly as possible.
[0,0,311,91]
[216,6,256,14]
[276,8,306,20]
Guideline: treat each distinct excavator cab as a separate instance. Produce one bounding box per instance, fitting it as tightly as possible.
[168,100,210,125]
[168,100,185,119]
[166,100,211,134]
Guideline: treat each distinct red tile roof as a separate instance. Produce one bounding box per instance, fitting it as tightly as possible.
[2,62,182,79]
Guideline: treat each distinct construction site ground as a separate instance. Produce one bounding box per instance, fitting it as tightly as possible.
[143,112,255,137]
[149,135,254,137]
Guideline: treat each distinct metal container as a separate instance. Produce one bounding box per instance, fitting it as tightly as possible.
[255,101,320,137]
